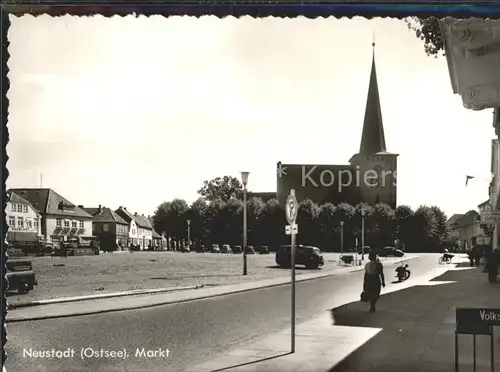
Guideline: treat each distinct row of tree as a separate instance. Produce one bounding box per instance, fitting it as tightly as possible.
[153,177,451,253]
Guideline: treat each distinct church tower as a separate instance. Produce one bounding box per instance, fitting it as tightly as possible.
[349,41,398,209]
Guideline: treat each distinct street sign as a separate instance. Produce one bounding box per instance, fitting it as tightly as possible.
[480,203,500,223]
[286,189,299,225]
[456,308,500,335]
[285,224,298,235]
[455,308,498,372]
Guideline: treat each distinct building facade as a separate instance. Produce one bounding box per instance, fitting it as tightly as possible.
[276,50,398,209]
[133,213,153,249]
[115,206,140,248]
[449,210,483,250]
[82,205,129,251]
[8,188,94,243]
[6,191,42,242]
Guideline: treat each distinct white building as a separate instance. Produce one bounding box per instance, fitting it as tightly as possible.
[6,191,42,242]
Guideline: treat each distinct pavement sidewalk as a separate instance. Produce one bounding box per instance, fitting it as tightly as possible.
[186,258,500,372]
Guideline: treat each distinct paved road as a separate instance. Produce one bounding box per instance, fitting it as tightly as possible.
[6,254,441,372]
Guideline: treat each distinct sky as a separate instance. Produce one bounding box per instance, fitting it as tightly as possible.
[6,15,495,219]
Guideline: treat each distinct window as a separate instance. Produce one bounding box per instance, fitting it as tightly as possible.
[132,229,136,235]
[103,224,109,232]
[26,219,32,228]
[17,204,22,212]
[17,217,24,228]
[8,216,15,226]
[79,221,84,229]
[11,204,15,212]
[71,221,77,228]
[22,204,28,213]
[34,218,39,229]
[64,220,70,228]
[56,218,62,227]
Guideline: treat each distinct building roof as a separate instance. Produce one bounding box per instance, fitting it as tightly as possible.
[454,210,480,228]
[478,200,491,209]
[115,206,135,223]
[8,188,93,219]
[133,213,152,229]
[82,207,100,216]
[92,207,128,225]
[359,48,387,156]
[447,214,464,226]
[7,191,40,214]
[152,230,162,239]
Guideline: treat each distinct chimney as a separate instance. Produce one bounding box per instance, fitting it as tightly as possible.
[124,207,127,210]
[148,215,150,219]
[78,205,84,208]
[134,212,137,216]
[119,206,123,209]
[98,204,102,213]
[142,213,144,217]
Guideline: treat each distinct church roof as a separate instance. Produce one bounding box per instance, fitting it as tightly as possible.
[359,47,387,156]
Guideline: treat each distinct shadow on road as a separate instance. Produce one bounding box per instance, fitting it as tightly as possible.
[211,352,291,372]
[327,264,498,372]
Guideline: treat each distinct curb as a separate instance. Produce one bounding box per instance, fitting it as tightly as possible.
[7,285,202,310]
[6,256,418,322]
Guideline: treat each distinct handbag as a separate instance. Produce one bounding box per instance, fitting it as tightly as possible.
[360,291,369,302]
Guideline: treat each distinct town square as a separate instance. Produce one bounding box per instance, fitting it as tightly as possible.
[4,14,500,372]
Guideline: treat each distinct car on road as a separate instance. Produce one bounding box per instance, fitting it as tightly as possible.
[211,244,221,253]
[221,244,232,254]
[232,245,242,254]
[378,246,404,257]
[276,245,324,269]
[245,246,255,255]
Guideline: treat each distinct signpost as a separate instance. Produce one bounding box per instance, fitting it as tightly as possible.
[455,308,499,372]
[285,189,299,354]
[480,203,500,224]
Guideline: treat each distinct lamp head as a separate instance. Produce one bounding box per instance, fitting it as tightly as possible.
[241,171,250,186]
[187,220,191,226]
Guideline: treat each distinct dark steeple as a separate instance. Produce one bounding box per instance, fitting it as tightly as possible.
[359,41,387,155]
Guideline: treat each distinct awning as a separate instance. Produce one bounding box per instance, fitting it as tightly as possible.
[7,231,40,242]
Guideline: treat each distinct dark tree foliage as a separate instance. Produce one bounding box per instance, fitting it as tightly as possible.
[406,17,445,57]
[154,195,450,253]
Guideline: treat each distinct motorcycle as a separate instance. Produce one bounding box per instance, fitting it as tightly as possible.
[395,262,411,282]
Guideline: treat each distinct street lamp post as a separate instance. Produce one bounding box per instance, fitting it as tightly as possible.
[340,221,344,255]
[361,207,366,261]
[241,171,250,276]
[187,220,191,248]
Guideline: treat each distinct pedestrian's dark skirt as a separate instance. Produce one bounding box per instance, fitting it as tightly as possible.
[363,273,381,301]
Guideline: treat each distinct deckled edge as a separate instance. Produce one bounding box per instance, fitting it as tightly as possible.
[1,6,9,371]
[2,4,500,19]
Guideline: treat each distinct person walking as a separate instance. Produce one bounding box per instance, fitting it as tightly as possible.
[363,252,385,312]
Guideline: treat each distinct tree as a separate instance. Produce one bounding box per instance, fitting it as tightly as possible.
[296,199,321,246]
[260,198,286,248]
[370,203,395,248]
[333,203,356,250]
[220,198,243,245]
[406,17,445,57]
[197,176,244,202]
[247,197,265,246]
[203,199,226,244]
[411,205,436,252]
[319,203,336,250]
[395,205,414,250]
[188,198,208,244]
[153,199,189,249]
[429,206,450,250]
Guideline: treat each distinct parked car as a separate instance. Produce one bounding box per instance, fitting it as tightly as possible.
[276,245,324,269]
[379,246,404,257]
[258,246,270,254]
[245,246,255,255]
[232,245,242,254]
[221,244,232,253]
[6,258,37,294]
[211,244,221,253]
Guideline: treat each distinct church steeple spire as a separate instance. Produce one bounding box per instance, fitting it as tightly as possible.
[359,39,387,155]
